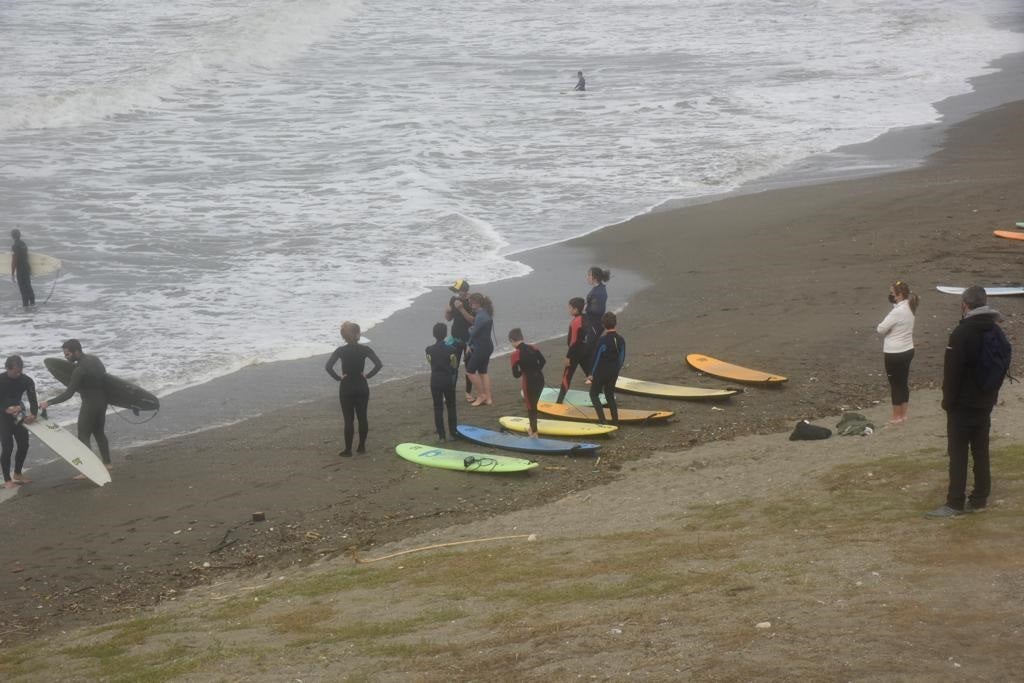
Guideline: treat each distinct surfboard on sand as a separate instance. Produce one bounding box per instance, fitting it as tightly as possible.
[395,442,537,473]
[1016,222,1024,229]
[499,416,618,437]
[686,354,787,384]
[45,358,160,413]
[537,401,673,423]
[456,424,600,455]
[615,376,740,400]
[994,230,1024,241]
[936,285,1024,296]
[24,415,111,486]
[534,387,606,406]
[0,253,62,278]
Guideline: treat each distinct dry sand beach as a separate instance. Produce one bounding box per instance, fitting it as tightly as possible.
[2,91,1024,678]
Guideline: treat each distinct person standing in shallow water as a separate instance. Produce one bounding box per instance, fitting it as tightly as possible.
[325,321,383,456]
[876,279,918,425]
[10,229,35,308]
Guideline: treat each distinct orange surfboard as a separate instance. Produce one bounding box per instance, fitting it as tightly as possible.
[994,230,1024,241]
[536,401,673,423]
[685,354,787,385]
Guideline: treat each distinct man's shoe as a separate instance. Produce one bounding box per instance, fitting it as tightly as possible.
[966,500,988,513]
[925,504,965,519]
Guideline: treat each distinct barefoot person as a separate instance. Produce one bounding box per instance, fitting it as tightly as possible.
[465,293,495,406]
[509,328,546,437]
[425,322,458,442]
[444,279,475,403]
[876,279,918,424]
[1,356,38,489]
[325,321,383,456]
[40,339,112,471]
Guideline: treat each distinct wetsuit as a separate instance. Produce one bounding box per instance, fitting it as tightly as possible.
[448,295,473,395]
[47,354,110,464]
[0,373,37,483]
[465,309,494,374]
[325,343,383,453]
[583,283,607,366]
[575,75,586,91]
[426,340,458,440]
[589,330,625,425]
[11,237,35,308]
[557,314,586,403]
[511,343,546,434]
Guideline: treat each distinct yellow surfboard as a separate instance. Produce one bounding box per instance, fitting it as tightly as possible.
[0,252,62,277]
[615,375,739,400]
[536,401,673,423]
[686,354,787,384]
[499,416,618,436]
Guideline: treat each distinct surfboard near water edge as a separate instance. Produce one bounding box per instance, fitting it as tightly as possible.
[936,285,1024,297]
[45,358,160,413]
[24,415,111,486]
[686,354,787,385]
[537,401,673,423]
[994,230,1024,242]
[499,416,618,437]
[0,253,62,278]
[395,443,537,473]
[456,424,600,455]
[615,376,739,400]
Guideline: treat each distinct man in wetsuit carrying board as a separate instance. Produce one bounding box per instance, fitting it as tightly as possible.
[40,339,112,470]
[445,279,475,403]
[10,229,35,308]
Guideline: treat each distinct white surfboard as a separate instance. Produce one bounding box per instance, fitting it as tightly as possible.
[1,253,62,278]
[24,416,111,486]
[936,285,1024,297]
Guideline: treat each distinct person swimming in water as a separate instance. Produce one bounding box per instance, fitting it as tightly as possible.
[574,71,586,91]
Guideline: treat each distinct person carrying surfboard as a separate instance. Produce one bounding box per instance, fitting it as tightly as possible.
[508,328,547,437]
[556,297,587,404]
[426,322,459,442]
[587,312,625,426]
[40,339,112,469]
[325,321,383,456]
[10,229,35,308]
[1,356,38,488]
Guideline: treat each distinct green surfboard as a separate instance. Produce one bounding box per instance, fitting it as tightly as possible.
[395,443,538,473]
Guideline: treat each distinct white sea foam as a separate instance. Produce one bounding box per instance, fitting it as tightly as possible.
[1,0,1021,396]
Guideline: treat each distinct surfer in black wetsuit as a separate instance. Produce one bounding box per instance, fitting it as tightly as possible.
[587,312,625,426]
[583,266,611,370]
[10,229,35,308]
[444,279,474,402]
[325,321,383,456]
[1,356,37,489]
[574,71,586,92]
[509,328,546,437]
[557,297,587,403]
[40,339,112,469]
[426,322,458,442]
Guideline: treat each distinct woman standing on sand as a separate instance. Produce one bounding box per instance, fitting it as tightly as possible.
[876,280,918,424]
[465,293,495,406]
[325,321,383,456]
[584,266,611,365]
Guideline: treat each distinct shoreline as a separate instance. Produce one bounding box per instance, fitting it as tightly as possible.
[2,55,1023,641]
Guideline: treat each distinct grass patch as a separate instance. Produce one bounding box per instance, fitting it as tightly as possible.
[267,602,335,634]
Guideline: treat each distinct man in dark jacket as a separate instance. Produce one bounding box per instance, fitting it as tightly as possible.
[927,286,1005,518]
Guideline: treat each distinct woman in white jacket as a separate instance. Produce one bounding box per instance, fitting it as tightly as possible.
[876,280,918,424]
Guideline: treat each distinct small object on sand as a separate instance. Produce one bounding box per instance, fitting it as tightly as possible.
[755,621,771,629]
[252,512,266,522]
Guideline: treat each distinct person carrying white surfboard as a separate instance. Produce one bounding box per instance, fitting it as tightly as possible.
[40,339,113,470]
[10,228,36,308]
[1,356,38,488]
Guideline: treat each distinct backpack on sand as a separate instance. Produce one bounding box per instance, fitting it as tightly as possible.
[977,325,1013,393]
[789,420,831,441]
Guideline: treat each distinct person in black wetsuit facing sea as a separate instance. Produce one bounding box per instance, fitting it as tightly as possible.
[426,322,458,442]
[325,321,383,456]
[1,356,38,489]
[40,339,112,471]
[584,266,611,370]
[10,229,35,309]
[509,328,546,437]
[444,279,474,403]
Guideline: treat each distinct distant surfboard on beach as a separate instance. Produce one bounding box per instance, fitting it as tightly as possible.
[936,285,1024,296]
[686,354,787,385]
[994,230,1024,242]
[45,358,160,414]
[1,253,61,278]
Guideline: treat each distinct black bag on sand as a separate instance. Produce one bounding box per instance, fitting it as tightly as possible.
[789,419,832,441]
